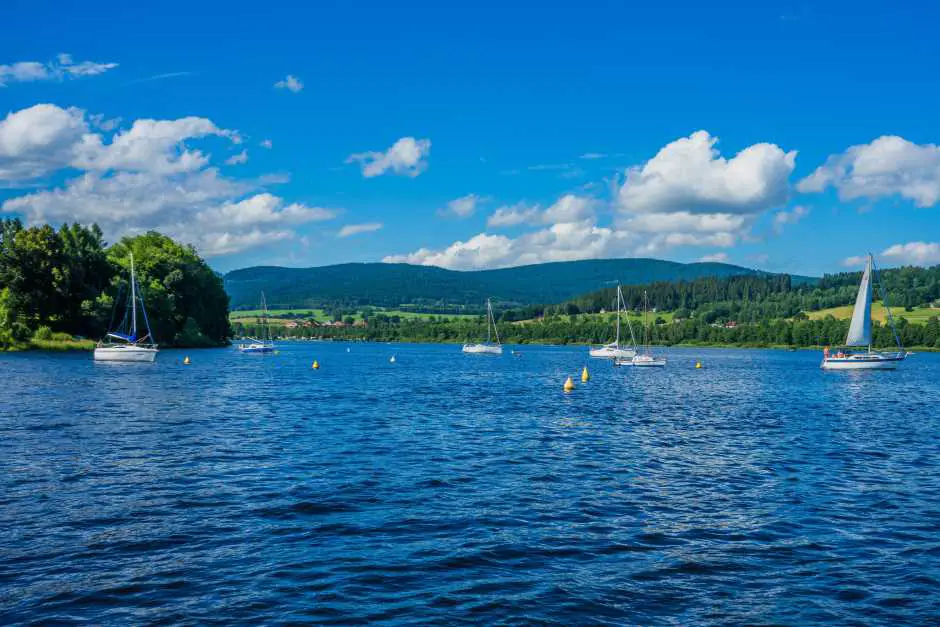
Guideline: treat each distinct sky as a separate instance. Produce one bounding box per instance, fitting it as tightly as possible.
[1,0,940,276]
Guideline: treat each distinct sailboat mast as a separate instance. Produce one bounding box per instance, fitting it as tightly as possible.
[130,252,137,337]
[486,299,492,343]
[615,285,622,346]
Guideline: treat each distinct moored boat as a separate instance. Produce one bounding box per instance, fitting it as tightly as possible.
[590,283,636,359]
[463,298,503,355]
[236,292,276,353]
[94,252,158,363]
[821,253,905,371]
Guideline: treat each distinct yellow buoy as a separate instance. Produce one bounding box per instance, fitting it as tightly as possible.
[183,356,191,365]
[312,360,320,370]
[581,366,590,382]
[695,361,703,369]
[563,376,576,393]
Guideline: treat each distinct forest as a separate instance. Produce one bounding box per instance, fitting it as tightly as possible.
[0,219,230,350]
[235,267,940,350]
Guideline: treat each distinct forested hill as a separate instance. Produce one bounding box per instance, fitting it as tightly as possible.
[224,258,788,310]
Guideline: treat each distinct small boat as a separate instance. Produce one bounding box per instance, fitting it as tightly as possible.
[237,292,275,353]
[94,253,158,362]
[590,283,636,359]
[631,291,666,367]
[821,253,906,370]
[463,298,503,355]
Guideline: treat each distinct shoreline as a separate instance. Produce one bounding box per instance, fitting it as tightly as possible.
[271,337,940,353]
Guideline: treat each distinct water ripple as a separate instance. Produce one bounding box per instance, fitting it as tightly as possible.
[1,345,939,624]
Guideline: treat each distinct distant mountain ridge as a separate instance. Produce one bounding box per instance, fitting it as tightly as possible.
[224,258,807,310]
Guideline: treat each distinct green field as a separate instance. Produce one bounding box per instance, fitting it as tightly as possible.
[807,303,939,324]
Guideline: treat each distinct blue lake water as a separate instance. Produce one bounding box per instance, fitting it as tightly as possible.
[2,344,939,624]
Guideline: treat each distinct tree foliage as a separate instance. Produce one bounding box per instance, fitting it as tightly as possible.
[0,220,230,349]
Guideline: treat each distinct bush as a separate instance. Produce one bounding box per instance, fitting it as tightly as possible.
[33,325,53,341]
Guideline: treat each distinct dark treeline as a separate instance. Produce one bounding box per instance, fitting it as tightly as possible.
[250,268,940,349]
[250,313,940,349]
[0,219,231,349]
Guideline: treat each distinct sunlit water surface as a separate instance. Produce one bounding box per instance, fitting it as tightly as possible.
[2,344,939,624]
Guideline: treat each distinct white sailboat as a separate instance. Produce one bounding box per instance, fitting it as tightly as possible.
[236,292,276,353]
[590,283,636,359]
[94,253,158,362]
[463,298,503,354]
[623,290,666,367]
[821,253,906,370]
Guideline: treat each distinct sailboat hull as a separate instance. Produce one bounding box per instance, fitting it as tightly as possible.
[462,343,503,355]
[94,346,158,362]
[236,343,275,353]
[821,352,905,370]
[589,346,635,359]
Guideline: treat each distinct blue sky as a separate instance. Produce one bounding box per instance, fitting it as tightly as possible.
[2,0,939,275]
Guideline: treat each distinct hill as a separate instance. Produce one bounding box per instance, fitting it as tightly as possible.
[223,258,780,310]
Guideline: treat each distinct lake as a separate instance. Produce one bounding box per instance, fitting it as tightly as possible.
[2,344,939,624]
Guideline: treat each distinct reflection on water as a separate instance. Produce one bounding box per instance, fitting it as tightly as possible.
[1,345,939,624]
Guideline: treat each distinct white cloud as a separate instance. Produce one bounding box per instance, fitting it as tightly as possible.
[0,54,118,86]
[438,194,483,218]
[698,252,730,263]
[260,139,273,149]
[772,205,809,233]
[72,115,240,175]
[579,152,607,160]
[346,137,431,178]
[274,74,303,92]
[880,242,940,266]
[225,149,248,166]
[337,222,383,238]
[617,130,796,215]
[798,136,940,207]
[384,221,633,270]
[486,195,594,228]
[487,203,540,228]
[0,104,340,257]
[390,132,799,270]
[0,104,90,180]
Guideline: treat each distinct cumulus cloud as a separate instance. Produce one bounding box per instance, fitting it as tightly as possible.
[486,195,594,228]
[274,74,303,92]
[0,104,90,180]
[0,104,339,257]
[617,130,796,215]
[390,132,799,270]
[346,136,430,178]
[384,220,632,270]
[225,149,248,166]
[260,139,273,149]
[487,203,540,228]
[337,222,383,238]
[0,53,118,86]
[772,205,809,233]
[859,242,940,267]
[798,136,940,207]
[438,194,483,218]
[72,115,241,175]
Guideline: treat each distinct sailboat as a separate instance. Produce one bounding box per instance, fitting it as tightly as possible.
[590,283,636,359]
[463,298,503,354]
[821,253,906,370]
[623,290,666,367]
[94,253,158,362]
[236,292,276,353]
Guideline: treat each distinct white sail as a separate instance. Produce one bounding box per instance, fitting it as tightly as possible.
[463,298,503,354]
[844,255,873,347]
